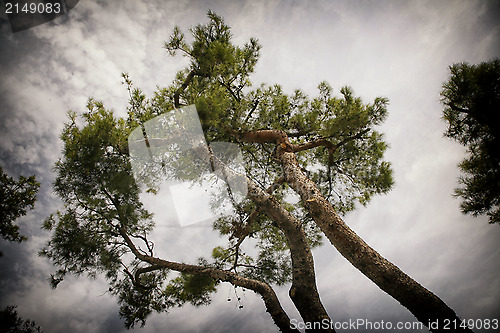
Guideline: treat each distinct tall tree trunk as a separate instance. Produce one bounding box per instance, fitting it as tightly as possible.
[246,177,334,332]
[194,144,334,331]
[279,149,473,333]
[235,129,473,333]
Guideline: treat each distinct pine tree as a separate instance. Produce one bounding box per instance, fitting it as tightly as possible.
[41,11,471,332]
[441,59,500,224]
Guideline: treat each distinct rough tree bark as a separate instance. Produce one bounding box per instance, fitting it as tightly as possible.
[116,216,298,332]
[245,175,334,331]
[235,129,473,333]
[159,69,334,330]
[98,176,295,332]
[111,140,335,332]
[199,144,335,331]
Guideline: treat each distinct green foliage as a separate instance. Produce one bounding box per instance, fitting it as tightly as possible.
[0,305,43,333]
[164,271,218,307]
[441,59,500,223]
[54,100,152,231]
[42,11,395,329]
[163,10,261,141]
[245,245,292,286]
[40,101,159,323]
[41,96,220,327]
[113,269,171,329]
[0,166,40,243]
[40,209,123,286]
[296,84,392,213]
[161,12,393,213]
[40,101,153,282]
[113,263,218,328]
[212,197,322,285]
[232,81,393,213]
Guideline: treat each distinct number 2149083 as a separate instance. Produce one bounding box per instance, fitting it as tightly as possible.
[5,2,61,15]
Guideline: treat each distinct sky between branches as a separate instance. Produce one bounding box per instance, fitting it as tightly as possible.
[0,1,499,332]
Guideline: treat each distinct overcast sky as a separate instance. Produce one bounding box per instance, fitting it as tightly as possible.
[1,1,499,332]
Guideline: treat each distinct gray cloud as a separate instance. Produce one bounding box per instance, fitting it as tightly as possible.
[1,0,499,332]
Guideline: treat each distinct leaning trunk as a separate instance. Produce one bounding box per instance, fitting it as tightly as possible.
[246,178,334,332]
[233,129,473,333]
[194,144,334,331]
[279,150,473,333]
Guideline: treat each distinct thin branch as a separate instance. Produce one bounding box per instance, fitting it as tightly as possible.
[332,128,370,153]
[122,263,135,282]
[234,263,259,269]
[174,70,196,108]
[130,233,155,257]
[290,128,370,154]
[116,222,297,332]
[448,103,470,115]
[291,138,335,153]
[218,78,240,102]
[243,99,259,123]
[178,46,194,58]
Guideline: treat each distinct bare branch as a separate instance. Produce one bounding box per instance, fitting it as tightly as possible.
[291,138,335,153]
[230,176,285,271]
[290,128,370,154]
[332,128,370,152]
[218,78,240,102]
[174,70,196,108]
[130,233,155,257]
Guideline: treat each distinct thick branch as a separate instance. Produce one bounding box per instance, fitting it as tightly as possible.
[245,175,334,331]
[174,70,196,108]
[125,264,164,289]
[277,138,473,333]
[232,129,290,145]
[116,225,297,332]
[290,128,370,153]
[190,144,333,329]
[196,145,333,330]
[291,138,336,153]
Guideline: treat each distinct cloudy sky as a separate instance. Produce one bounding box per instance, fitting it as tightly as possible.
[1,0,499,332]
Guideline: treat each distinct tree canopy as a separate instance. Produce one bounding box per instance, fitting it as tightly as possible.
[441,59,500,223]
[0,305,43,333]
[0,166,39,244]
[41,11,471,332]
